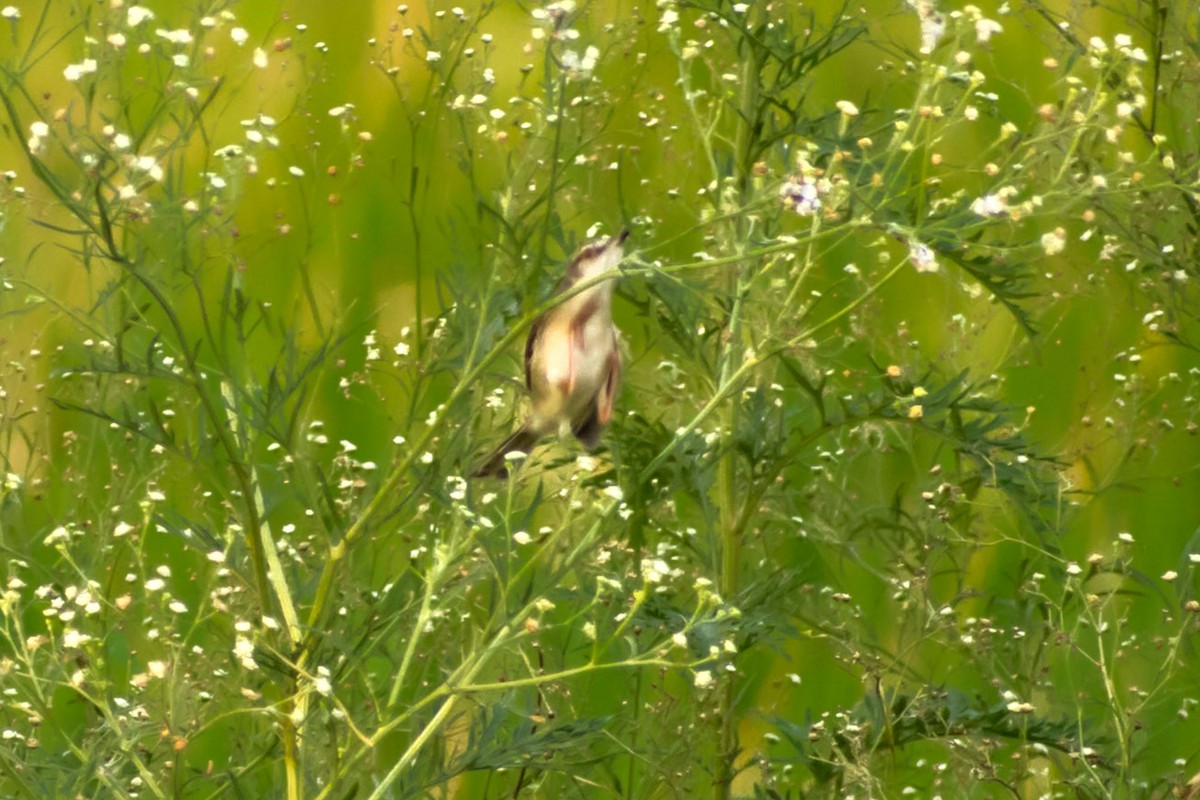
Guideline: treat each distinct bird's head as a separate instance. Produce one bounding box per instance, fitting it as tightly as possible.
[567,229,629,283]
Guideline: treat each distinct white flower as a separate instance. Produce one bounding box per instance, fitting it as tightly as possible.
[657,7,679,33]
[909,0,944,54]
[970,193,1008,217]
[426,50,442,62]
[253,48,268,69]
[580,45,599,72]
[230,27,249,46]
[1040,228,1066,256]
[975,18,1003,42]
[62,628,92,648]
[907,240,939,273]
[835,100,859,116]
[130,154,163,182]
[641,557,670,583]
[63,59,98,82]
[27,120,49,153]
[513,531,531,545]
[693,670,713,688]
[1,6,20,19]
[156,28,193,45]
[779,174,827,217]
[108,33,126,48]
[126,5,154,26]
[234,636,258,669]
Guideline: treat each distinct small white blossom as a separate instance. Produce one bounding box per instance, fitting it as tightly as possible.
[641,557,670,584]
[234,636,258,669]
[975,18,1002,42]
[779,174,829,217]
[157,28,194,45]
[907,240,939,273]
[1040,228,1066,255]
[657,7,678,33]
[62,628,92,648]
[970,193,1008,217]
[126,5,154,26]
[314,668,332,696]
[63,59,98,82]
[909,0,945,54]
[27,120,49,154]
[693,670,713,688]
[1,6,20,19]
[230,27,249,46]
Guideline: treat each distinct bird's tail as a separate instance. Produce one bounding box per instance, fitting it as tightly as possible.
[472,427,541,478]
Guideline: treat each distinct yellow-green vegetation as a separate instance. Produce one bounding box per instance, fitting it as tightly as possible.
[1,1,1198,798]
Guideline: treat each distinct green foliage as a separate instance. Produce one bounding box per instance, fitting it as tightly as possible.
[1,1,1199,799]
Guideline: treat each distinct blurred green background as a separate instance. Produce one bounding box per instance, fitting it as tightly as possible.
[2,0,1200,797]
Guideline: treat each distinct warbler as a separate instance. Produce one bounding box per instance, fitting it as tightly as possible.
[473,230,628,477]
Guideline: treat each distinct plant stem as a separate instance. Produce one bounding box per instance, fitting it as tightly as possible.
[714,18,765,796]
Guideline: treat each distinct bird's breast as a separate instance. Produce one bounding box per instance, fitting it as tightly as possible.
[529,285,615,431]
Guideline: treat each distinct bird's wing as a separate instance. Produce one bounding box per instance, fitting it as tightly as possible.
[573,343,621,448]
[524,316,542,390]
[597,344,621,426]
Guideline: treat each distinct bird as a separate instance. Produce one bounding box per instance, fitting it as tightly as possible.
[473,230,628,478]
